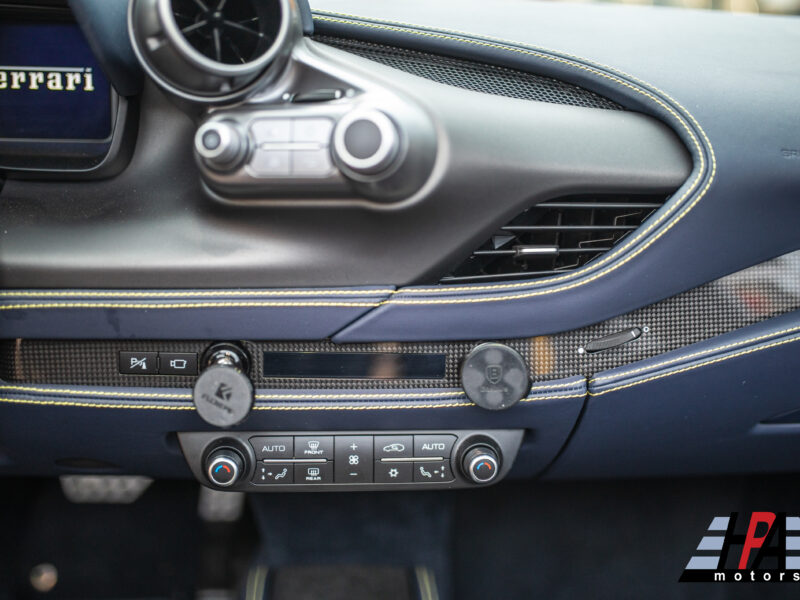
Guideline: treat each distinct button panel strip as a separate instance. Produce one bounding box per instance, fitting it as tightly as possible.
[178,429,524,492]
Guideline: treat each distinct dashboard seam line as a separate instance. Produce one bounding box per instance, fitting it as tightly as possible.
[590,334,800,397]
[0,391,585,411]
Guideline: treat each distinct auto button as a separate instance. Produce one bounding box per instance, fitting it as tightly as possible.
[414,435,456,458]
[250,436,293,460]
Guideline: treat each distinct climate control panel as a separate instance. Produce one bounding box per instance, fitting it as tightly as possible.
[178,430,524,492]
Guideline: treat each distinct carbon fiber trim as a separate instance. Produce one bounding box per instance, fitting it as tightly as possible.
[313,36,624,111]
[2,250,799,388]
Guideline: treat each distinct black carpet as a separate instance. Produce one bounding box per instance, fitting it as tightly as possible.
[2,475,800,599]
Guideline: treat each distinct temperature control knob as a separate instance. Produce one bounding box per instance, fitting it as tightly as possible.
[461,445,500,485]
[195,121,248,171]
[206,448,244,487]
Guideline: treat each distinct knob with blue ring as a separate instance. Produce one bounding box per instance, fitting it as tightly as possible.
[462,445,500,484]
[206,448,244,487]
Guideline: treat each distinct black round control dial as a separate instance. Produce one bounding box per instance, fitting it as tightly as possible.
[462,445,501,484]
[206,448,244,487]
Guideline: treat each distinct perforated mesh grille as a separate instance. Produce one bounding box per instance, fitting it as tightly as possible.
[314,36,623,111]
[2,251,799,389]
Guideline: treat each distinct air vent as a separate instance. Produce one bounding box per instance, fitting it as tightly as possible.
[441,194,669,284]
[171,0,279,65]
[129,0,296,102]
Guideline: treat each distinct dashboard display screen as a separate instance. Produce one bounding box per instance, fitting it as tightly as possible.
[0,22,112,140]
[263,352,447,379]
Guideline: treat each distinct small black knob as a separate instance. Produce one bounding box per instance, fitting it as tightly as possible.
[462,445,501,485]
[206,448,244,487]
[195,121,248,171]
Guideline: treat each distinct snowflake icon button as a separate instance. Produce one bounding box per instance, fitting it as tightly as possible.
[375,461,412,483]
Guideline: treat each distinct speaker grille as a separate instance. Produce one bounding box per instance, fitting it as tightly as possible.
[2,250,799,389]
[314,36,623,111]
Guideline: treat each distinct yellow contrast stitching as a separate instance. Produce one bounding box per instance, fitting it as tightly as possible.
[590,335,800,397]
[529,379,582,391]
[254,390,466,400]
[0,289,394,298]
[0,301,378,310]
[0,383,582,401]
[589,323,800,384]
[0,18,716,313]
[0,385,191,399]
[313,13,716,302]
[0,397,195,410]
[0,391,585,411]
[251,392,585,411]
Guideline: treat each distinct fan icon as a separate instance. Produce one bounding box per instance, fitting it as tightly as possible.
[388,468,399,478]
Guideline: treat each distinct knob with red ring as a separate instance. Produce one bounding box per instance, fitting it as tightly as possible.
[205,448,244,487]
[461,445,501,485]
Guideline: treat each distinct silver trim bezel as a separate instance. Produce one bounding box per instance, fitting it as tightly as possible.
[207,455,240,487]
[467,452,499,483]
[156,0,291,78]
[332,108,399,175]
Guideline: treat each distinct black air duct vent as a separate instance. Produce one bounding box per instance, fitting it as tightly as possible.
[171,0,279,64]
[441,194,669,284]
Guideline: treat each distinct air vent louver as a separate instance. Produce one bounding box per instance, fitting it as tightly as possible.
[129,0,295,102]
[441,195,669,284]
[171,0,279,65]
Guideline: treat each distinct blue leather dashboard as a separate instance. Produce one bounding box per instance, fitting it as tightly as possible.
[306,2,800,341]
[2,0,799,482]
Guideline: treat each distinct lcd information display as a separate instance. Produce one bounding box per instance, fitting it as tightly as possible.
[263,352,447,379]
[0,22,112,140]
